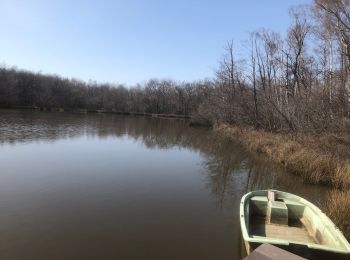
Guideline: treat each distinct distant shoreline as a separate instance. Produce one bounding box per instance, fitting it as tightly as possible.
[0,106,191,120]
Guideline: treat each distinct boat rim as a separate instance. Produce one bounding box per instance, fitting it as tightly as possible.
[239,189,350,254]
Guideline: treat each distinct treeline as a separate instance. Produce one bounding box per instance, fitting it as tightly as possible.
[197,0,350,133]
[2,0,350,134]
[0,68,207,116]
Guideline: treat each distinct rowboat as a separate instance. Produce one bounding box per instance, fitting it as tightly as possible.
[240,190,350,259]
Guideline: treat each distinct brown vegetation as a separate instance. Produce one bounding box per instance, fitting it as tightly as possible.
[189,1,350,138]
[324,190,350,239]
[217,124,350,189]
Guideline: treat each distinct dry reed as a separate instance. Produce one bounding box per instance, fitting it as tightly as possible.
[217,124,350,189]
[324,190,350,240]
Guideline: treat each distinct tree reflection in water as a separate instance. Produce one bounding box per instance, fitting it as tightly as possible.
[0,109,330,207]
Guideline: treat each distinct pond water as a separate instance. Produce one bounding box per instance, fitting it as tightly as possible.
[0,110,329,260]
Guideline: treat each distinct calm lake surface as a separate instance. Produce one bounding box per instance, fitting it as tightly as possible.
[0,110,330,260]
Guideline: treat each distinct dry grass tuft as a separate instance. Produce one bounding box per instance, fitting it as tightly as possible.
[217,124,350,189]
[324,190,350,240]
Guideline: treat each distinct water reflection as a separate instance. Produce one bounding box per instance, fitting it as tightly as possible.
[0,109,328,205]
[0,110,331,260]
[200,135,328,209]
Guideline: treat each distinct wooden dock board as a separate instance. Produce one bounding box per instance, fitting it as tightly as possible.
[243,243,307,260]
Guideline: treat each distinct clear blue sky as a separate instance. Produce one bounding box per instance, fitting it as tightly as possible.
[0,0,311,85]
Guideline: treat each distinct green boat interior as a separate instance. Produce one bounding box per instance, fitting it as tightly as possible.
[247,191,344,249]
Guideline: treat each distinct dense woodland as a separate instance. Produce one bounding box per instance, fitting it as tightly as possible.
[1,0,350,134]
[0,68,206,116]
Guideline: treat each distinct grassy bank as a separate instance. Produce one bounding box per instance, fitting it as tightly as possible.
[217,124,350,189]
[324,190,350,239]
[216,124,350,238]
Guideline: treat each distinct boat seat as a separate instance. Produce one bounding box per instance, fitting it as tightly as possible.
[250,196,268,216]
[283,199,305,219]
[267,200,288,226]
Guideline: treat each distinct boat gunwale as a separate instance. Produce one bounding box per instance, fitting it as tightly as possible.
[239,189,350,254]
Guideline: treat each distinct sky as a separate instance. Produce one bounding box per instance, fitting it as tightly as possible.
[0,0,312,85]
